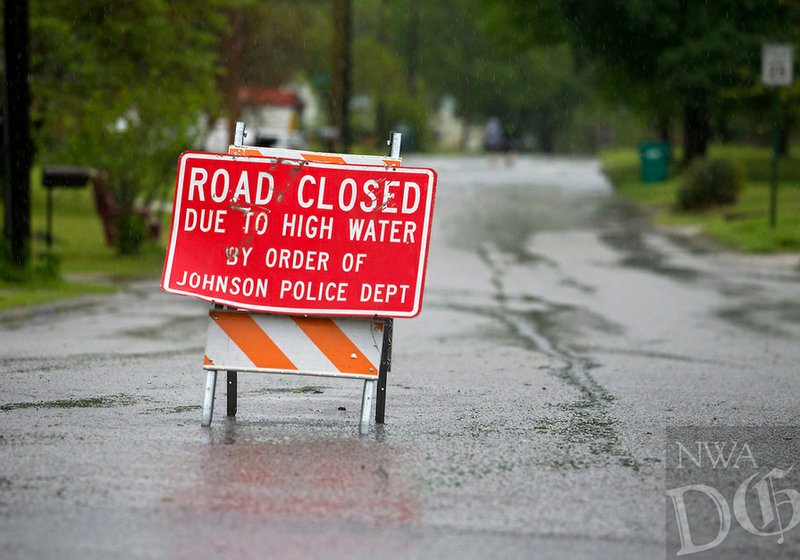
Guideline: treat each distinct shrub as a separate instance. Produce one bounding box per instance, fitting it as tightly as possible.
[676,158,745,211]
[0,244,61,283]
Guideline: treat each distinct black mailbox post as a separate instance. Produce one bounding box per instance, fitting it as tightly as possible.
[41,166,91,248]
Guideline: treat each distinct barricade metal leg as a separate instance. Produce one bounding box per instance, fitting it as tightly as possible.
[374,134,399,426]
[227,370,237,417]
[360,379,376,435]
[201,370,217,427]
[375,318,393,424]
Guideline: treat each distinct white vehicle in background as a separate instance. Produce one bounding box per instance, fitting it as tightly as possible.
[239,86,306,149]
[203,86,307,152]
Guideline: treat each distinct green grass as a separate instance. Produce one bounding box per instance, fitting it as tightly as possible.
[0,278,115,310]
[0,168,170,311]
[601,144,800,253]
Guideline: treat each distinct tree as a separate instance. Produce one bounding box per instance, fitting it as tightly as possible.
[349,1,430,150]
[410,1,588,152]
[30,0,229,253]
[3,0,33,268]
[486,0,799,164]
[214,1,332,149]
[557,0,798,165]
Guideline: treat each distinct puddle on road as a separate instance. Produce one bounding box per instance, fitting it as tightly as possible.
[597,201,702,283]
[440,178,720,290]
[716,299,800,338]
[443,186,611,264]
[176,422,419,525]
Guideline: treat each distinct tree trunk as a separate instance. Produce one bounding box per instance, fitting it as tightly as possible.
[3,0,32,267]
[459,118,472,152]
[374,0,388,149]
[330,0,352,152]
[539,128,556,154]
[656,113,671,144]
[115,180,143,256]
[682,103,711,167]
[717,113,732,144]
[406,0,419,96]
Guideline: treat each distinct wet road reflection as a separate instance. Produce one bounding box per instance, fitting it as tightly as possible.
[184,421,418,524]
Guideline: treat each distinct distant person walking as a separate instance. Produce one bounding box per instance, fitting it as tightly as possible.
[484,116,503,165]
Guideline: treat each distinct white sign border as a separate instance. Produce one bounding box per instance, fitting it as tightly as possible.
[161,152,436,318]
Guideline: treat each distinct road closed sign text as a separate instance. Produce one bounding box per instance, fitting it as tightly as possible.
[161,152,437,317]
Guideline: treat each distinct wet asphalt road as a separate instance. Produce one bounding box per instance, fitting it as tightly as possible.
[2,155,800,559]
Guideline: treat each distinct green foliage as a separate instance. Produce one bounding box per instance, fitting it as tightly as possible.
[602,145,800,253]
[240,0,331,88]
[555,1,793,99]
[489,0,799,161]
[361,0,596,152]
[30,0,229,254]
[0,164,167,310]
[509,44,590,152]
[115,210,147,257]
[0,242,60,283]
[351,32,431,150]
[479,0,566,49]
[676,159,746,211]
[34,250,62,280]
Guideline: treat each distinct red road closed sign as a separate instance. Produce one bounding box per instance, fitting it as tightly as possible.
[161,152,436,317]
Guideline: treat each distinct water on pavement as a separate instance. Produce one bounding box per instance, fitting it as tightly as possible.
[2,155,800,559]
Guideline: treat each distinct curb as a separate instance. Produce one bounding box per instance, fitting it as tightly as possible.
[0,293,110,326]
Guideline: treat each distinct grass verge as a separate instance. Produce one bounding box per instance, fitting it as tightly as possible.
[0,278,115,311]
[0,168,170,312]
[601,144,800,253]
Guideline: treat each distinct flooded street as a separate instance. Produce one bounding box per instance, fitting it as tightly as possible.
[3,155,800,558]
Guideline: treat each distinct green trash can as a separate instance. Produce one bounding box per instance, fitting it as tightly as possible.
[639,142,670,183]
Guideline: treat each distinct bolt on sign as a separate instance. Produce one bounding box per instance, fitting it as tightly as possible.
[161,152,437,317]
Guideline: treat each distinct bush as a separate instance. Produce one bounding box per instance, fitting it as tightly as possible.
[676,158,745,211]
[0,243,61,283]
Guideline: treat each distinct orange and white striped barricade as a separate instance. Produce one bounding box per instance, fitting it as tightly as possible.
[202,310,389,433]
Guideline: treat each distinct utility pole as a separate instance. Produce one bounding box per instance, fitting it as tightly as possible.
[330,0,352,152]
[223,8,244,145]
[374,0,388,148]
[406,0,419,96]
[3,0,33,267]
